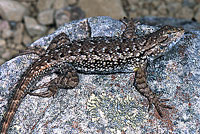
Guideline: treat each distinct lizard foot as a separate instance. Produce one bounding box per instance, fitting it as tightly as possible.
[134,66,174,118]
[148,95,174,118]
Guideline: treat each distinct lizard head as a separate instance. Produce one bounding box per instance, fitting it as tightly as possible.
[142,25,185,60]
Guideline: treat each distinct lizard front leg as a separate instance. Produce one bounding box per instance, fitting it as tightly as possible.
[120,17,139,39]
[134,65,173,117]
[28,65,79,98]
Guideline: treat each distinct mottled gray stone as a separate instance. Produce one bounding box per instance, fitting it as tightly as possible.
[135,16,200,31]
[0,16,200,133]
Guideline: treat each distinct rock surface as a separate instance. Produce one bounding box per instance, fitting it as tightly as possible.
[0,16,200,134]
[1,0,200,66]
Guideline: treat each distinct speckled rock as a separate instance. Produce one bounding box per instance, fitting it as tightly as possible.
[0,16,200,134]
[0,0,27,22]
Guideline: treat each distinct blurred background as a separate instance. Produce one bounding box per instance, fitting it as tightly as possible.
[0,0,199,65]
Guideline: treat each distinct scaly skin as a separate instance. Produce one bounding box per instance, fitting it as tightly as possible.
[0,19,184,134]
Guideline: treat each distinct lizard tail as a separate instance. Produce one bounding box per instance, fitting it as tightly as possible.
[1,88,26,134]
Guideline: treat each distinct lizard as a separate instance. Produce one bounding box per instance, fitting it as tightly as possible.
[0,18,184,134]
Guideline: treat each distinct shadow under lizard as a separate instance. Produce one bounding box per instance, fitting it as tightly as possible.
[0,18,184,134]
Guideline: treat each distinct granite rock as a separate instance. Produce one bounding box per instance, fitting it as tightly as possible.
[0,16,200,134]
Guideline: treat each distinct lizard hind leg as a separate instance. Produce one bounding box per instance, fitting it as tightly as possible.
[120,17,140,39]
[134,66,173,118]
[28,65,79,98]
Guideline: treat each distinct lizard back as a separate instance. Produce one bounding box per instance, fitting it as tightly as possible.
[49,25,184,74]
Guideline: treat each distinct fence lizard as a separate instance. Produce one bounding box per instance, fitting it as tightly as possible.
[0,18,184,134]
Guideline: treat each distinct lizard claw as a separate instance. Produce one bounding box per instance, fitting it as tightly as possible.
[153,97,174,118]
[146,94,173,118]
[159,98,170,102]
[147,99,153,112]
